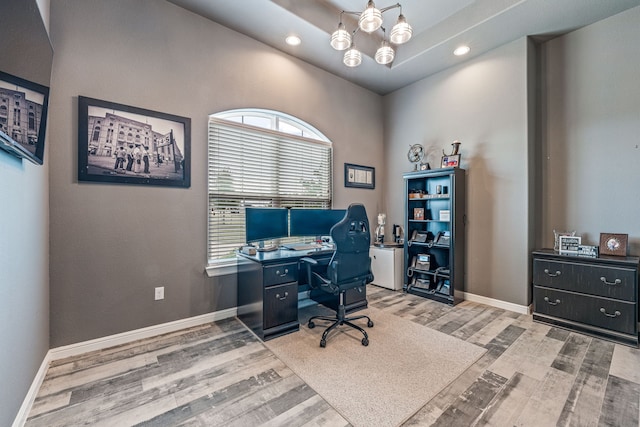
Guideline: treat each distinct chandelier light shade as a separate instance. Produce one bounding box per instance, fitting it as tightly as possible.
[390,14,412,44]
[344,44,363,67]
[330,22,352,50]
[358,1,383,33]
[331,2,411,67]
[375,39,395,64]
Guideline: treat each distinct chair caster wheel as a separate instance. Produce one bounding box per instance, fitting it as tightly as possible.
[320,339,326,348]
[367,320,374,328]
[308,321,315,329]
[362,338,369,346]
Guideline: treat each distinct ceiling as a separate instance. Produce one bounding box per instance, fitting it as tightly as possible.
[167,0,640,95]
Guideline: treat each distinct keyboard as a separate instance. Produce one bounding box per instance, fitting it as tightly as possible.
[282,243,322,251]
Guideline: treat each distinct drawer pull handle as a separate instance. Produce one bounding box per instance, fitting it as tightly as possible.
[276,291,289,301]
[600,277,622,286]
[275,269,289,277]
[600,307,621,318]
[544,296,561,305]
[543,269,561,277]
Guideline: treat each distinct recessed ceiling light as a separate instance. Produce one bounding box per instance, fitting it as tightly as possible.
[454,45,470,56]
[285,35,301,46]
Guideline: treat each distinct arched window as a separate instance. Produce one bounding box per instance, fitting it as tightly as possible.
[207,109,332,264]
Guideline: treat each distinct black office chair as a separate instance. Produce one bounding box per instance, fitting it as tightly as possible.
[300,203,374,347]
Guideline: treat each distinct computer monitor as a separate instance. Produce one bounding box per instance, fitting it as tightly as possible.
[289,208,347,238]
[245,207,289,245]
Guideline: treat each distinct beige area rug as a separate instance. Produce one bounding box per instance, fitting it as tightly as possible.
[265,306,486,427]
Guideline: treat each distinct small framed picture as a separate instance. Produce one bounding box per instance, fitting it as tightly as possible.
[344,163,375,189]
[413,208,425,220]
[558,235,581,254]
[577,245,598,258]
[599,233,628,257]
[441,154,460,168]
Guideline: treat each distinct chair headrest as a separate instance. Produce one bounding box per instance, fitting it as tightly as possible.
[330,203,370,253]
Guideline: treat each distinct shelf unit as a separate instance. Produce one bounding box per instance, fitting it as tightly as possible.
[403,168,466,305]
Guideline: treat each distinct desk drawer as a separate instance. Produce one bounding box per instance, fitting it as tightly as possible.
[264,262,298,286]
[534,286,637,335]
[533,259,637,301]
[264,282,298,330]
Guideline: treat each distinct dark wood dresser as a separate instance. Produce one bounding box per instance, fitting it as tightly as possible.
[532,249,639,347]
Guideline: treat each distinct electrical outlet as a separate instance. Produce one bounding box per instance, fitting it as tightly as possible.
[154,286,164,300]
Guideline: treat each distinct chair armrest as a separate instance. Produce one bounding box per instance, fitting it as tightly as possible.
[299,257,318,288]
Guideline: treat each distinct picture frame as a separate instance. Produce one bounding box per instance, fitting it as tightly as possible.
[599,233,628,257]
[577,244,598,258]
[441,154,460,168]
[413,208,425,220]
[558,235,581,254]
[78,96,191,188]
[553,230,576,251]
[344,163,375,189]
[0,70,49,165]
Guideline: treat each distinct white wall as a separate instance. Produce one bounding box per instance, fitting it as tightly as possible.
[48,0,384,347]
[0,1,51,425]
[542,6,640,252]
[383,39,532,306]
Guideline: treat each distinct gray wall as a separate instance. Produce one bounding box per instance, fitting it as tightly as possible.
[0,1,52,424]
[542,6,640,252]
[48,0,384,347]
[383,38,533,306]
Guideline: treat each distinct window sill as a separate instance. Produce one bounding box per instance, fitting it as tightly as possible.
[205,260,238,277]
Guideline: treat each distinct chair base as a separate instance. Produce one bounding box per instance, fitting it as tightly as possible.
[308,292,374,347]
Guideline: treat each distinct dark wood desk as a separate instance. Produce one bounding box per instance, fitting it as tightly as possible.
[237,248,368,341]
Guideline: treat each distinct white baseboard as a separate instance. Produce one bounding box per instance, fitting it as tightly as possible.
[461,291,532,315]
[12,352,52,427]
[13,308,237,427]
[50,307,238,360]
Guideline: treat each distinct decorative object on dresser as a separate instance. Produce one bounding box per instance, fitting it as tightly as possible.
[558,235,581,254]
[403,167,466,305]
[553,229,576,252]
[599,233,628,257]
[532,249,639,347]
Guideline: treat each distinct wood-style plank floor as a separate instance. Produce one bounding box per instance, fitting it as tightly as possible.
[26,286,640,426]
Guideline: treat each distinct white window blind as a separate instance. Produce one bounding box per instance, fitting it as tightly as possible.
[208,117,332,263]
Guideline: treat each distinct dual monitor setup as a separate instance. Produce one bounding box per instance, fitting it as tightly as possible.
[246,207,346,251]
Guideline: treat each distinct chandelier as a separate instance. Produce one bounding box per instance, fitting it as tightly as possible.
[330,1,412,67]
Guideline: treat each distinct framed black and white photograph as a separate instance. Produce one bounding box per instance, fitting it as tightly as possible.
[0,70,49,165]
[558,235,581,254]
[345,163,375,189]
[78,96,191,187]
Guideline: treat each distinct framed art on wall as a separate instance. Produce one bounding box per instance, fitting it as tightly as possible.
[78,96,191,187]
[0,70,49,165]
[345,163,375,189]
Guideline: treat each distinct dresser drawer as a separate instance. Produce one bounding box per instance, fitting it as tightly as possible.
[533,259,637,301]
[263,262,298,286]
[534,286,637,336]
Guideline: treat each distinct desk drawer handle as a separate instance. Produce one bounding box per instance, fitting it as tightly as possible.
[543,269,561,277]
[276,291,289,301]
[600,307,621,318]
[544,296,561,305]
[275,269,289,277]
[600,277,622,286]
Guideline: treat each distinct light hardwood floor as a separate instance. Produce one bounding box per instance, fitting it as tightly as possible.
[26,286,640,426]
